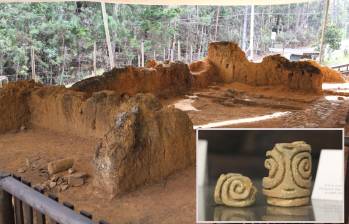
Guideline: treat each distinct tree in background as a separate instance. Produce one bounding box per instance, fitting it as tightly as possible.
[0,1,348,85]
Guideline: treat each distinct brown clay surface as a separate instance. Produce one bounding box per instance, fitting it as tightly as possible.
[0,128,195,223]
[167,82,349,129]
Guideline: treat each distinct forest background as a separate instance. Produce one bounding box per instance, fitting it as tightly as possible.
[0,0,348,85]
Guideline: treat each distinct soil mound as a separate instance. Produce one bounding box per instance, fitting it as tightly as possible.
[93,94,195,196]
[207,42,324,93]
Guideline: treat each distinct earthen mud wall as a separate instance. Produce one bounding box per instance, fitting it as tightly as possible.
[71,61,193,98]
[0,81,195,196]
[0,81,37,134]
[207,42,324,93]
[93,94,195,196]
[29,86,123,138]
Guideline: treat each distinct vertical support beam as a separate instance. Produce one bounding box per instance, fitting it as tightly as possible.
[101,2,115,69]
[319,0,330,64]
[177,40,181,61]
[214,6,221,41]
[0,189,15,224]
[171,41,175,61]
[47,194,59,224]
[190,45,193,63]
[242,6,248,51]
[33,187,45,224]
[141,41,144,67]
[14,194,24,224]
[31,47,36,82]
[21,180,33,224]
[93,42,97,75]
[249,4,255,60]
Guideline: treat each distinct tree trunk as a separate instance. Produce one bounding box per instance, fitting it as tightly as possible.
[101,2,115,69]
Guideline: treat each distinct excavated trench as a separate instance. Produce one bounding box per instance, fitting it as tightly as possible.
[0,41,347,222]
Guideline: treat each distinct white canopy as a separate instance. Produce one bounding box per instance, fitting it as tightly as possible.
[0,0,314,5]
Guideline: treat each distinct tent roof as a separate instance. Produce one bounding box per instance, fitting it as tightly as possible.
[0,0,314,6]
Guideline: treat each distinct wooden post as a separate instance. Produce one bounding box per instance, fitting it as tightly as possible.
[101,2,115,69]
[319,0,330,64]
[141,41,144,67]
[0,189,15,224]
[93,42,97,75]
[249,5,255,60]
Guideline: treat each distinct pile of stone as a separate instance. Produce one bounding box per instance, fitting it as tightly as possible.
[34,158,88,192]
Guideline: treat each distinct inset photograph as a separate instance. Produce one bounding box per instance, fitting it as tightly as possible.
[196,128,345,223]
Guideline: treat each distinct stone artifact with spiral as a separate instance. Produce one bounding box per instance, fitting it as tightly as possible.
[263,141,312,207]
[214,173,257,207]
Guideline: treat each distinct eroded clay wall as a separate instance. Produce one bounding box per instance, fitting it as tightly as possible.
[207,42,324,93]
[0,81,195,197]
[93,94,195,196]
[29,86,123,138]
[71,61,192,98]
[0,81,38,134]
[189,59,221,89]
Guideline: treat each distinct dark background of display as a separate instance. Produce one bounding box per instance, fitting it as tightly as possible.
[198,129,343,185]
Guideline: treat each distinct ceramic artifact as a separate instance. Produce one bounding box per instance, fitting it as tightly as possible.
[263,141,312,207]
[214,173,257,207]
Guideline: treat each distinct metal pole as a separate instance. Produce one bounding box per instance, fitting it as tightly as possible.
[0,176,93,224]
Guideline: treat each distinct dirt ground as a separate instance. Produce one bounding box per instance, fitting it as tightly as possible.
[1,82,349,223]
[170,82,349,131]
[0,129,195,223]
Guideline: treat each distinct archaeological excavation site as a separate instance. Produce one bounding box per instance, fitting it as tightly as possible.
[1,1,349,222]
[0,41,348,222]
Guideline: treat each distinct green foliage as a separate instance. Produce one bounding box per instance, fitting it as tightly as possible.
[324,24,343,50]
[0,1,348,84]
